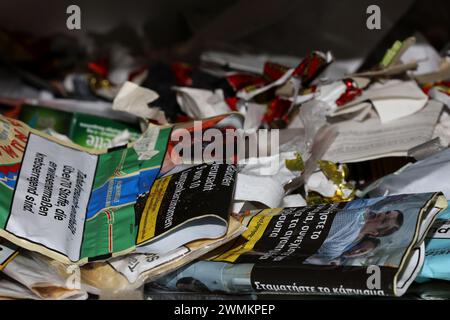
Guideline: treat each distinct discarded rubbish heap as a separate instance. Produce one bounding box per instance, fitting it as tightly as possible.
[1,34,450,300]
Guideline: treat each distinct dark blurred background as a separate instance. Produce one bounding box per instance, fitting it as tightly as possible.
[0,0,448,62]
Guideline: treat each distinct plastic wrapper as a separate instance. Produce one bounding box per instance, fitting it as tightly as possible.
[290,99,329,151]
[363,147,450,199]
[1,248,88,300]
[80,217,245,295]
[0,277,45,300]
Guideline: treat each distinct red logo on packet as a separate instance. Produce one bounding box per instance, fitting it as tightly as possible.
[263,97,291,124]
[171,62,194,87]
[336,79,363,107]
[422,81,450,96]
[293,51,330,86]
[263,62,290,82]
[0,163,20,189]
[226,74,266,92]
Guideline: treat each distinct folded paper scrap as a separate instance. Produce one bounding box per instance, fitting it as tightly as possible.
[322,100,443,163]
[0,115,171,264]
[152,193,447,297]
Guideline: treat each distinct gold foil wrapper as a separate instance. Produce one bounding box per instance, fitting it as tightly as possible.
[285,152,305,172]
[306,160,355,205]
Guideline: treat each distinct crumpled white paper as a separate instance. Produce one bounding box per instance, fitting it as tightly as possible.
[113,81,167,124]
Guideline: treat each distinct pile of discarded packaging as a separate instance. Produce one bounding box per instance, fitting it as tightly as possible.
[1,31,450,300]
